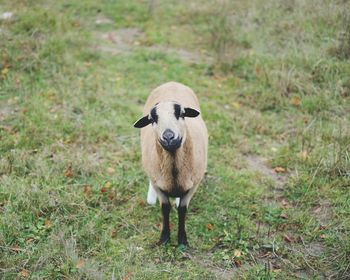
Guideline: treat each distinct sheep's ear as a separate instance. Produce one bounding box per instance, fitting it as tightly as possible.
[134,116,152,128]
[184,107,200,118]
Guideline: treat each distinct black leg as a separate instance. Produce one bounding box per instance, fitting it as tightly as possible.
[157,202,171,245]
[177,205,188,246]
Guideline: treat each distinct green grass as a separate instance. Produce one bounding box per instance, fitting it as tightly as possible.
[1,0,349,279]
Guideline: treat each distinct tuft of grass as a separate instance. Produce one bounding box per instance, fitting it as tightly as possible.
[206,1,237,65]
[329,8,350,59]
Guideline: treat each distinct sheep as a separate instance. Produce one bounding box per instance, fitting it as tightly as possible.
[133,81,208,247]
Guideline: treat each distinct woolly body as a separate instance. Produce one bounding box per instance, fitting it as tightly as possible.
[140,82,208,207]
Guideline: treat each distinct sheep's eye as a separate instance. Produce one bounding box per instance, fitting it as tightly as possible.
[174,104,182,120]
[150,107,158,123]
[179,112,185,119]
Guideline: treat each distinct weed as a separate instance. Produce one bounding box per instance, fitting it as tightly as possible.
[330,8,350,59]
[207,1,236,64]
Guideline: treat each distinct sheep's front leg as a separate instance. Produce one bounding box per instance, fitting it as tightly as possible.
[177,188,196,247]
[177,204,188,246]
[158,199,171,245]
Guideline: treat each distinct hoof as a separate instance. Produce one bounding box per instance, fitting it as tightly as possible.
[177,243,188,252]
[157,231,170,246]
[156,234,170,246]
[178,236,188,247]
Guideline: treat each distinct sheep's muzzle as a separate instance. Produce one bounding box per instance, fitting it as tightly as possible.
[159,129,182,152]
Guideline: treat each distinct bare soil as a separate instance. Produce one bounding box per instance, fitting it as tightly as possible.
[95,27,213,64]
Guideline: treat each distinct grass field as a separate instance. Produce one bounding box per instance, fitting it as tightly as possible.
[1,0,349,279]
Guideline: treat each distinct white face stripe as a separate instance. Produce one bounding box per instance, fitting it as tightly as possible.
[152,102,186,141]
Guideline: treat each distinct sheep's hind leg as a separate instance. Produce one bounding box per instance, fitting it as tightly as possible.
[175,197,180,207]
[157,197,171,245]
[147,181,157,205]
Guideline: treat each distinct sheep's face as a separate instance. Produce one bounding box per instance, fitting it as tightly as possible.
[134,101,200,152]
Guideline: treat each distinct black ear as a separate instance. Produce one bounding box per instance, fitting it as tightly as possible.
[134,116,152,128]
[184,107,200,118]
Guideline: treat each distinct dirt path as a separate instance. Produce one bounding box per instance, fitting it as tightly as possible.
[94,23,213,64]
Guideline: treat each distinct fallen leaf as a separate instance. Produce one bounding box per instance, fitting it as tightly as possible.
[313,206,322,214]
[233,249,241,258]
[273,166,286,173]
[298,150,309,160]
[100,186,108,193]
[256,126,267,134]
[108,192,115,200]
[138,199,145,207]
[290,96,301,106]
[72,20,81,27]
[0,125,13,133]
[83,185,91,196]
[206,223,214,231]
[63,165,73,178]
[107,167,115,175]
[234,259,242,267]
[19,269,29,278]
[280,213,289,219]
[255,66,263,77]
[283,234,294,243]
[1,67,9,76]
[122,272,133,280]
[319,234,327,239]
[44,219,52,228]
[76,259,85,269]
[64,138,72,144]
[232,102,241,109]
[260,252,271,258]
[11,246,24,252]
[281,199,290,208]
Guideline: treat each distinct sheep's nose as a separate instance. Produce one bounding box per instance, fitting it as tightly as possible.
[159,129,182,152]
[162,129,175,143]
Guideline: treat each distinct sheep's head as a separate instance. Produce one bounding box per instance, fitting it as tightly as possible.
[134,101,200,152]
